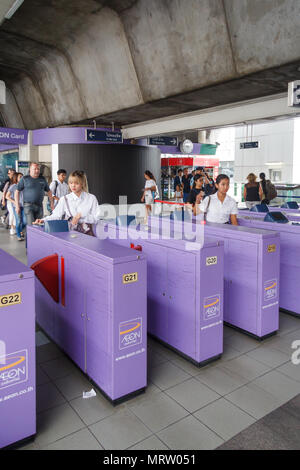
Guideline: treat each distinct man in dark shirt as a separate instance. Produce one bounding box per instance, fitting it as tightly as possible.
[15,162,54,226]
[173,169,183,192]
[182,168,192,203]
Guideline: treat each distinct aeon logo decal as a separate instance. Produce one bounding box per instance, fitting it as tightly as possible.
[264,279,277,301]
[203,295,220,321]
[119,318,142,350]
[0,349,28,391]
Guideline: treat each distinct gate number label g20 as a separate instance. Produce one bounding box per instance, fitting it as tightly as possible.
[0,292,21,307]
[123,272,138,284]
[206,256,217,266]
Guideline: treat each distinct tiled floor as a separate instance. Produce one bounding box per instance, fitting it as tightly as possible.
[1,223,300,450]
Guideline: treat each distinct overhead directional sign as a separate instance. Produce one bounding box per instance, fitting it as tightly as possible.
[240,141,259,149]
[288,81,300,108]
[85,129,123,143]
[148,136,178,146]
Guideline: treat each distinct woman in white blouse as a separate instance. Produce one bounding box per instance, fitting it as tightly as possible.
[34,170,99,235]
[197,174,238,226]
[141,170,158,225]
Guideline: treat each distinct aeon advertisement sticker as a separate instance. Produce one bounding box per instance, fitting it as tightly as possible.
[264,279,277,302]
[119,318,142,350]
[0,349,28,392]
[203,295,220,321]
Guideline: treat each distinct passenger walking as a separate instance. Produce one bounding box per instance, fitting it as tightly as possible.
[4,172,17,235]
[173,169,183,192]
[34,170,99,237]
[15,162,54,226]
[6,172,26,241]
[49,169,69,210]
[141,170,159,225]
[259,172,277,205]
[187,174,205,215]
[1,168,16,228]
[244,173,263,209]
[182,168,192,203]
[198,174,238,225]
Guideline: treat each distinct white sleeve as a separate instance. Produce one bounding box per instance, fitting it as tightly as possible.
[82,194,99,224]
[43,197,67,221]
[199,197,209,213]
[49,181,56,195]
[230,198,238,215]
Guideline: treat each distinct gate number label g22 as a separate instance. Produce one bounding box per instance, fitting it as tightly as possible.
[0,292,21,307]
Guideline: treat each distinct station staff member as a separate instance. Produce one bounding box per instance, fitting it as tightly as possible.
[197,174,238,225]
[34,170,99,236]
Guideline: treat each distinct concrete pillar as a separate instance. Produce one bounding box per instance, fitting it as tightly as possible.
[198,130,206,143]
[18,131,38,162]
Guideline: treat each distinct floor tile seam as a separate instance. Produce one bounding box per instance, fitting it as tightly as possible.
[277,329,300,339]
[191,403,251,443]
[167,359,205,376]
[269,367,300,385]
[163,379,222,409]
[244,351,291,369]
[194,370,250,395]
[38,426,97,450]
[223,378,298,417]
[221,395,261,421]
[86,409,154,451]
[220,357,283,383]
[68,396,116,427]
[159,373,218,395]
[150,373,196,392]
[128,390,191,434]
[154,413,225,446]
[35,421,87,449]
[126,433,171,451]
[48,373,87,403]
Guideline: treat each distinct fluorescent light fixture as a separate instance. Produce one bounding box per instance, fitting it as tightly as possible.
[4,0,24,19]
[265,162,284,166]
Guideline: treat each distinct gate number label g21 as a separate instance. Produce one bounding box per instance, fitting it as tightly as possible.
[0,292,21,307]
[123,272,138,284]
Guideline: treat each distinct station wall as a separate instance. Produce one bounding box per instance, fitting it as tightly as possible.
[56,143,161,205]
[234,120,295,184]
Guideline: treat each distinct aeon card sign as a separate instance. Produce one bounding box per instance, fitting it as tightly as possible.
[264,279,277,302]
[203,295,220,321]
[119,318,142,350]
[0,349,28,391]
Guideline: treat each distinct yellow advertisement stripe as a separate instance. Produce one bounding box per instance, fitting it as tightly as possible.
[204,298,219,309]
[0,356,25,372]
[120,323,141,335]
[265,282,277,291]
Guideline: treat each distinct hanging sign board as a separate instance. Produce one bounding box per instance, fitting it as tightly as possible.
[85,129,123,143]
[240,141,259,149]
[288,81,300,108]
[148,136,178,146]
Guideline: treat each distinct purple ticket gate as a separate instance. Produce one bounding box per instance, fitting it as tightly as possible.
[96,221,224,366]
[0,249,36,449]
[238,215,300,317]
[27,226,147,403]
[148,216,280,339]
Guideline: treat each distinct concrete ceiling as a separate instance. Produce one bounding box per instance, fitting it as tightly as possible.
[0,0,299,129]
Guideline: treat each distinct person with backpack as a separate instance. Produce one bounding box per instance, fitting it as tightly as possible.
[259,173,277,205]
[48,169,69,212]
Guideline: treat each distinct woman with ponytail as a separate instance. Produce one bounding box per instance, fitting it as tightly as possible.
[34,170,99,236]
[141,170,159,225]
[198,174,238,225]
